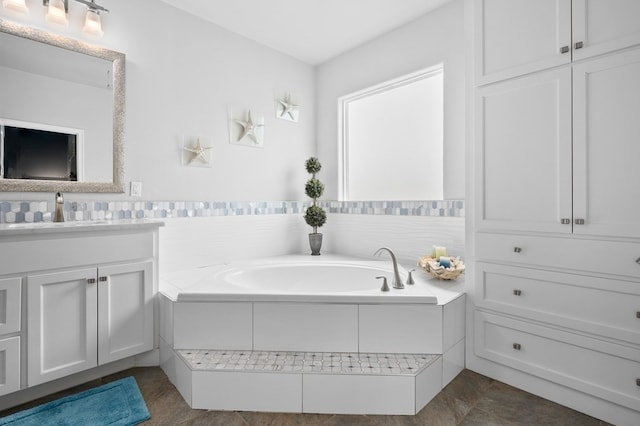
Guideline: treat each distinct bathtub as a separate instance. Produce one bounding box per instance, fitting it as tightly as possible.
[160,254,439,304]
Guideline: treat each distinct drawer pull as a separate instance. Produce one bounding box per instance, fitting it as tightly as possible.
[574,41,584,49]
[513,289,522,296]
[574,218,585,225]
[513,247,522,253]
[637,378,640,387]
[560,46,570,54]
[636,311,640,319]
[560,218,571,225]
[512,343,522,351]
[99,276,108,282]
[87,278,96,284]
[636,258,640,265]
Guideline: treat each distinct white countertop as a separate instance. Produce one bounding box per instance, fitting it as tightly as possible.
[0,219,164,236]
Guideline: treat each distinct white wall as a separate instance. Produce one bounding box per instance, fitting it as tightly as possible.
[315,0,465,200]
[0,0,316,201]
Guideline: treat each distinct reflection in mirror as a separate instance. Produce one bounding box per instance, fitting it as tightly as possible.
[1,119,83,181]
[0,19,124,192]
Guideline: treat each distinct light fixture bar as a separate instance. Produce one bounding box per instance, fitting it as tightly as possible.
[73,0,108,13]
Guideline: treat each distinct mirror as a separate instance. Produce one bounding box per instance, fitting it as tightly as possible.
[0,19,124,192]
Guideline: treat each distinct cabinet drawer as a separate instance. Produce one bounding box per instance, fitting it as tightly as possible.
[475,263,640,345]
[476,233,640,279]
[0,336,20,396]
[475,311,640,411]
[0,277,21,335]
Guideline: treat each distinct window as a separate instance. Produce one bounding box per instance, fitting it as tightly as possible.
[339,66,443,200]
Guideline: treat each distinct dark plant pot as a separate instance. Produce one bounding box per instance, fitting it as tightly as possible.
[309,233,323,256]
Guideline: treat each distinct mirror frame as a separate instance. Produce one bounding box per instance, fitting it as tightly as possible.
[0,19,125,193]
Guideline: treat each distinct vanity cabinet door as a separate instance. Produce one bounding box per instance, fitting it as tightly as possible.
[0,277,21,335]
[475,67,573,233]
[0,336,20,396]
[98,261,153,364]
[27,268,98,387]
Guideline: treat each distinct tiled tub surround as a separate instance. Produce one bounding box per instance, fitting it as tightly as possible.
[158,254,466,414]
[0,199,464,223]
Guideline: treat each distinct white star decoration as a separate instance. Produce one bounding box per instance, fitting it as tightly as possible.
[277,93,299,120]
[183,138,213,164]
[234,110,264,144]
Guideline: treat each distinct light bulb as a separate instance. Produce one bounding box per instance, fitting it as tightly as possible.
[45,0,69,26]
[2,0,29,14]
[83,9,103,37]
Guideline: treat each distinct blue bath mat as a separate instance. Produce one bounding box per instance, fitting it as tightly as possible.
[0,376,150,426]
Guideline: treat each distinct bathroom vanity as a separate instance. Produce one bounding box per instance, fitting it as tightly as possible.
[0,220,162,404]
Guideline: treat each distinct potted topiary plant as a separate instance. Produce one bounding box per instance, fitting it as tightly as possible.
[304,157,327,255]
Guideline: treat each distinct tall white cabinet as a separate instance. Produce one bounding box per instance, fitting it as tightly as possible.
[470,1,640,425]
[0,221,161,401]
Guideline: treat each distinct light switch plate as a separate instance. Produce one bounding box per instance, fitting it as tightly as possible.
[130,181,142,197]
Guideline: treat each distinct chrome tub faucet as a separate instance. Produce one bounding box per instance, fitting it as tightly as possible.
[374,247,404,289]
[54,192,64,222]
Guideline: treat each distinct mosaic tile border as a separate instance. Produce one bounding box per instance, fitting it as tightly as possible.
[0,199,464,223]
[177,349,440,376]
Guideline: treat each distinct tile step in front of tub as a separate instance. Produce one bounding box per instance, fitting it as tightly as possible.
[173,349,444,415]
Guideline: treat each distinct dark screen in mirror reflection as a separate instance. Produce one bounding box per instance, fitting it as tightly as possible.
[2,126,78,181]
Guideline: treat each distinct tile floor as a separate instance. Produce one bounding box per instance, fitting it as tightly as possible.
[0,367,611,425]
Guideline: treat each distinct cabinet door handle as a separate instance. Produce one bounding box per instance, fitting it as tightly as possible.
[513,247,522,253]
[87,278,96,284]
[560,218,571,225]
[574,218,585,225]
[635,258,640,265]
[574,41,584,49]
[560,46,570,54]
[513,289,522,296]
[513,343,522,351]
[99,276,108,282]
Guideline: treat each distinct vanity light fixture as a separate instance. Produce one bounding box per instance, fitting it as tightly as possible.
[74,0,108,37]
[44,0,69,26]
[3,0,29,14]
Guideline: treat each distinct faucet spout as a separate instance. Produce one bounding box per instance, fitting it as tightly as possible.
[374,247,404,289]
[54,192,64,223]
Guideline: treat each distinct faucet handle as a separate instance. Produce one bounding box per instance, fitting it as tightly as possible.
[406,269,415,285]
[376,276,390,292]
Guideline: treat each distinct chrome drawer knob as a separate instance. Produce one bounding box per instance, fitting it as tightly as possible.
[513,247,522,253]
[513,289,522,296]
[513,343,522,351]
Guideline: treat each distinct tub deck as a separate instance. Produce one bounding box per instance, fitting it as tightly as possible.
[160,254,464,304]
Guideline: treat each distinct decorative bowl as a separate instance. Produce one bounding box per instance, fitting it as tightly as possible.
[418,255,465,280]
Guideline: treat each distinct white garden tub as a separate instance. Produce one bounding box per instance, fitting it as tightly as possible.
[160,254,439,304]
